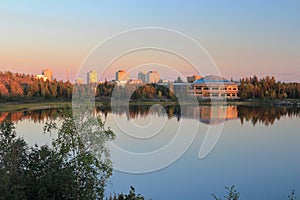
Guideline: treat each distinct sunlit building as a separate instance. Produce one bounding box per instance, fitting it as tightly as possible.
[116,69,129,81]
[35,75,49,82]
[193,75,239,99]
[87,70,98,84]
[42,69,53,81]
[146,70,160,83]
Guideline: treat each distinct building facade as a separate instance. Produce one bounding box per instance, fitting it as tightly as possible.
[87,70,98,84]
[146,70,160,83]
[138,71,146,83]
[115,69,129,81]
[193,75,239,99]
[42,69,53,82]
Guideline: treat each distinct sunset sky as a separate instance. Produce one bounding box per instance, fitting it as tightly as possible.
[1,1,299,82]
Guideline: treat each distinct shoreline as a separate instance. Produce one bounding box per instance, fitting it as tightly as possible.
[0,99,299,112]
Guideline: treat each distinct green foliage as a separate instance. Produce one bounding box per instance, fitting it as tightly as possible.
[212,186,240,200]
[239,76,300,100]
[108,186,145,200]
[212,186,297,200]
[0,107,116,199]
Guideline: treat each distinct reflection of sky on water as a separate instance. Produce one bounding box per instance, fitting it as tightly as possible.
[15,120,60,147]
[107,117,300,200]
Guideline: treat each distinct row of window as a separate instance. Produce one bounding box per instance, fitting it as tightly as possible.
[194,86,237,91]
[195,92,238,97]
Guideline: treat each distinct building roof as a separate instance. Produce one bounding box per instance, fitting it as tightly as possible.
[193,75,238,85]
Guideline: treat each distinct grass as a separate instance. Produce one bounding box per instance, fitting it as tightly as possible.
[1,98,299,112]
[0,102,72,112]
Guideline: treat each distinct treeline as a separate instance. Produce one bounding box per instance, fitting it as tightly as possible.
[238,75,300,100]
[95,82,176,101]
[0,71,72,102]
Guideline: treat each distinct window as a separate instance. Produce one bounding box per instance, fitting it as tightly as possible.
[233,87,237,90]
[212,87,219,90]
[212,93,219,97]
[195,86,202,90]
[203,87,209,90]
[227,87,232,90]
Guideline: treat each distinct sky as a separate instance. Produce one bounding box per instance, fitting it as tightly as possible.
[0,0,300,82]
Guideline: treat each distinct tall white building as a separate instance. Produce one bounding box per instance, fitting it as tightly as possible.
[115,69,129,81]
[87,70,98,84]
[146,71,160,83]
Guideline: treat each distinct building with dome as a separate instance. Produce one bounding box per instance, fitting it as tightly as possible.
[193,75,239,99]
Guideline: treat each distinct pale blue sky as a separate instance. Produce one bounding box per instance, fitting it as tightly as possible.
[1,1,299,81]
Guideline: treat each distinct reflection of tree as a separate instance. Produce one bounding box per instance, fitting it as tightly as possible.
[2,105,300,127]
[0,108,63,124]
[238,106,300,126]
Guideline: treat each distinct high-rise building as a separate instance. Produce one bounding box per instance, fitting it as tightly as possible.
[138,71,147,83]
[42,69,53,82]
[87,70,98,84]
[146,70,160,83]
[115,69,129,81]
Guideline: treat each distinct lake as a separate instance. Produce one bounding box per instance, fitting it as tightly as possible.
[1,105,300,199]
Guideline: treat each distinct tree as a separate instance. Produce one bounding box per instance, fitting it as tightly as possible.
[108,186,145,200]
[0,107,116,199]
[288,189,296,200]
[174,76,183,83]
[212,186,240,200]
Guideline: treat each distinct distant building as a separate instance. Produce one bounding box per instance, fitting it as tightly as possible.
[138,71,147,83]
[187,74,202,83]
[115,69,129,81]
[128,79,143,84]
[87,70,98,84]
[193,75,239,99]
[75,78,84,84]
[35,75,48,82]
[146,70,160,83]
[42,69,53,81]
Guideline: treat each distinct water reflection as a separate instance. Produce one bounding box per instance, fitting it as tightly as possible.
[1,105,299,126]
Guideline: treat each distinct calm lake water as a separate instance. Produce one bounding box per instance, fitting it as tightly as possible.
[1,105,300,199]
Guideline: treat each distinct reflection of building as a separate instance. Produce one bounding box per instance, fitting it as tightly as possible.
[187,74,202,83]
[87,70,98,84]
[42,69,53,81]
[116,69,129,81]
[138,71,146,83]
[194,106,238,124]
[146,70,160,83]
[193,75,239,99]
